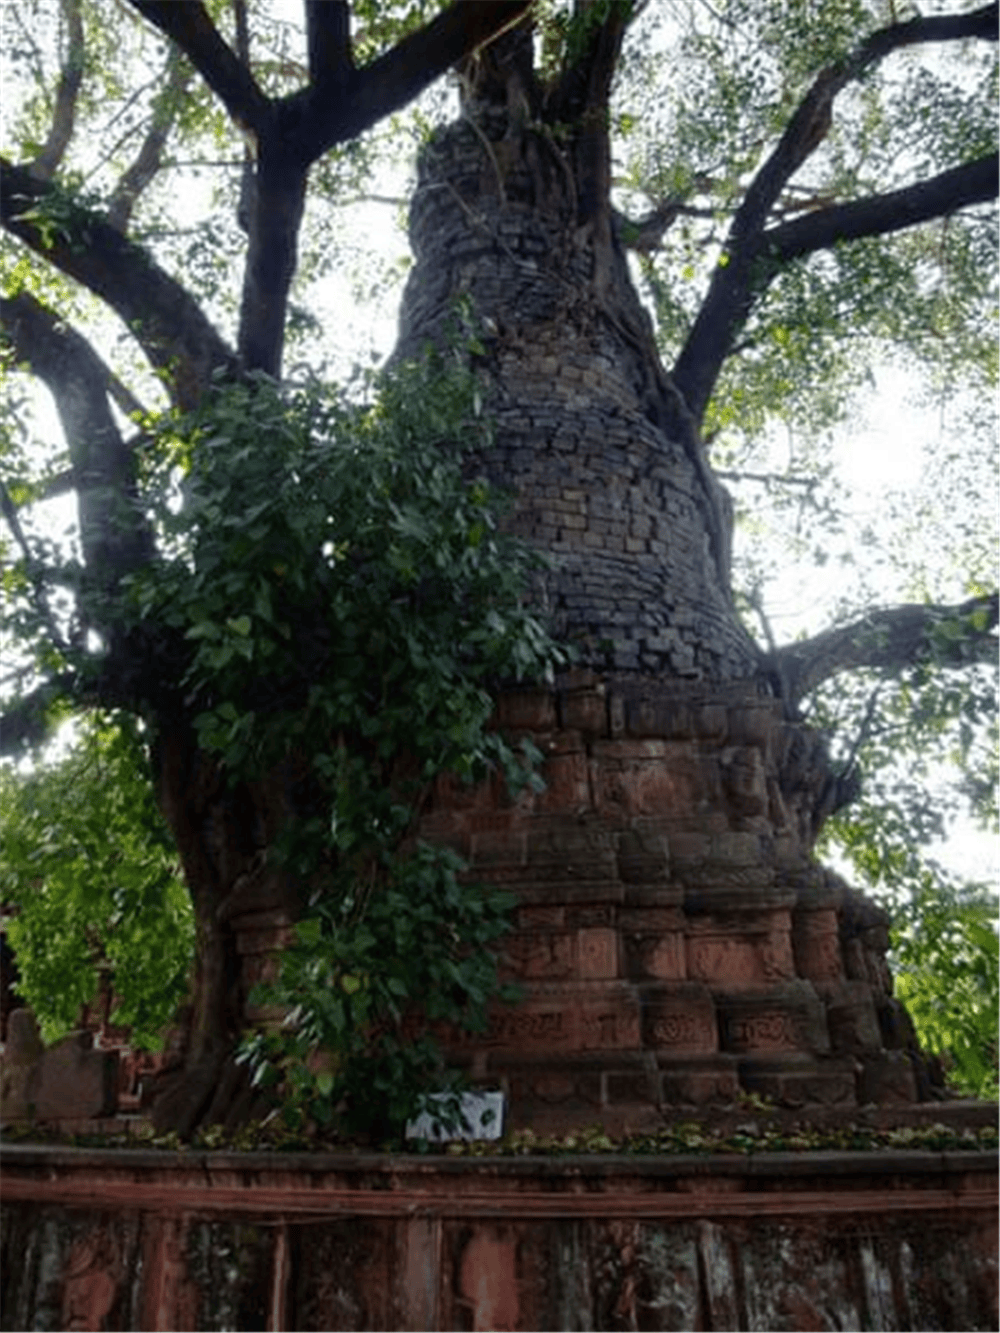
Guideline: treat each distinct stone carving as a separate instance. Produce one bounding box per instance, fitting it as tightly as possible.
[725,1013,801,1053]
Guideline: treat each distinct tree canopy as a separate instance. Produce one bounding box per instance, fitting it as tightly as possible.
[1,0,997,1123]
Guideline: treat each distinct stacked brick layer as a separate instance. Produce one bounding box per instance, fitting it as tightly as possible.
[411,674,928,1133]
[394,114,758,681]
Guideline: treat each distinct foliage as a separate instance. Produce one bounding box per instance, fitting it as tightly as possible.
[6,1106,996,1159]
[0,715,194,1047]
[128,354,568,1137]
[239,845,518,1143]
[817,650,998,1099]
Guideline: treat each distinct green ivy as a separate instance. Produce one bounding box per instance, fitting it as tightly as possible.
[127,353,570,1139]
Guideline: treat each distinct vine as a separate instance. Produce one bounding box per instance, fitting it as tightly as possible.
[127,352,571,1140]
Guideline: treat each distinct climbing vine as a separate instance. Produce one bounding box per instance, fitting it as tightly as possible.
[127,354,570,1139]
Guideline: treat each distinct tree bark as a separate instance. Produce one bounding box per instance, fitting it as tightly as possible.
[767,593,999,711]
[1,158,238,410]
[147,719,301,1136]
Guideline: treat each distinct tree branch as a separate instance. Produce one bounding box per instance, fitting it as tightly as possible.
[0,479,73,656]
[0,679,81,757]
[1,157,237,408]
[762,154,999,266]
[30,0,84,182]
[283,1,532,162]
[672,2,999,424]
[0,291,153,593]
[766,593,999,709]
[106,46,192,233]
[125,0,271,136]
[305,0,352,90]
[125,2,530,378]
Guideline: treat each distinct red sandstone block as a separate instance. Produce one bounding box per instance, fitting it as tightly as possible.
[622,697,696,739]
[619,906,684,932]
[685,914,795,989]
[495,689,557,731]
[668,831,710,864]
[727,704,779,751]
[517,905,565,929]
[433,770,495,812]
[470,829,527,867]
[792,909,844,983]
[577,927,618,980]
[624,932,685,981]
[592,738,669,761]
[2,1029,118,1123]
[709,831,763,866]
[641,984,718,1054]
[524,819,616,879]
[658,1058,741,1105]
[501,932,576,981]
[559,689,608,736]
[594,754,704,821]
[721,746,768,817]
[717,985,830,1056]
[857,1052,917,1104]
[739,1056,859,1108]
[822,982,883,1053]
[536,751,591,811]
[694,705,728,741]
[471,984,642,1055]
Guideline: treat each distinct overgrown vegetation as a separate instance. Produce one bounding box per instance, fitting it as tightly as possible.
[0,716,194,1048]
[135,354,564,1137]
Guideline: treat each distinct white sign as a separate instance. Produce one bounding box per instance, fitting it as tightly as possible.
[405,1090,505,1143]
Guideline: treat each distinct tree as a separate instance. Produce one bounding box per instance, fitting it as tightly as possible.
[1,1,996,1134]
[0,715,195,1049]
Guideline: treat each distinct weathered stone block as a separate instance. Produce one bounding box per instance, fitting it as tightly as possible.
[1,1023,118,1124]
[577,927,618,979]
[470,827,527,867]
[727,704,778,751]
[501,932,576,981]
[738,1055,858,1107]
[857,1051,918,1105]
[823,982,883,1053]
[721,746,768,817]
[624,927,685,982]
[615,826,669,884]
[686,920,795,990]
[717,984,830,1056]
[559,687,607,736]
[524,818,616,881]
[710,830,763,867]
[593,742,708,820]
[535,749,591,811]
[657,1056,741,1104]
[792,908,844,983]
[495,689,557,732]
[476,983,642,1055]
[641,984,718,1054]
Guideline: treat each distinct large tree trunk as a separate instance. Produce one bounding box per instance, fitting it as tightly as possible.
[147,718,299,1137]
